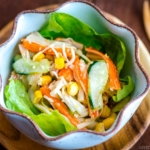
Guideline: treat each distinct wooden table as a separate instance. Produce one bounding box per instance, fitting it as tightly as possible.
[0,0,150,150]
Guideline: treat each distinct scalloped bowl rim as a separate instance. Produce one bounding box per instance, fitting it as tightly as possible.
[0,0,149,142]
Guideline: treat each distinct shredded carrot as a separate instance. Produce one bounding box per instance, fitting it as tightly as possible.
[58,67,74,82]
[85,47,121,90]
[40,86,79,127]
[22,39,72,57]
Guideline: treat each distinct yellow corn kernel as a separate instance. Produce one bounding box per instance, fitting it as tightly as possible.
[102,93,109,104]
[101,105,111,118]
[33,90,43,104]
[110,112,117,119]
[54,57,65,69]
[67,82,79,96]
[102,114,116,130]
[95,122,105,132]
[33,53,45,61]
[38,75,52,86]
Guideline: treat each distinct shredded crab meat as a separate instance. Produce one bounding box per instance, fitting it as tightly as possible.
[75,49,92,64]
[49,80,56,90]
[49,78,67,98]
[26,32,52,46]
[77,121,92,129]
[25,33,77,66]
[50,44,59,58]
[65,47,76,68]
[62,43,69,62]
[59,87,76,113]
[57,90,63,99]
[49,63,59,77]
[44,95,54,103]
[43,95,55,109]
[19,44,30,59]
[62,43,76,68]
[28,74,42,86]
[56,37,83,49]
[49,77,67,91]
[77,85,85,102]
[61,87,88,117]
[69,64,74,70]
[34,103,51,114]
[61,76,68,85]
[79,59,88,72]
[51,71,58,79]
[32,43,60,61]
[76,118,97,129]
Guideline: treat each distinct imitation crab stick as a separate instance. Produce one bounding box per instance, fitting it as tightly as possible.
[22,39,72,57]
[40,86,79,127]
[58,67,74,82]
[85,47,121,90]
[90,110,101,118]
[73,56,88,93]
[73,56,100,118]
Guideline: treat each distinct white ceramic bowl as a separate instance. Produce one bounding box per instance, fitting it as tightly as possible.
[0,1,149,149]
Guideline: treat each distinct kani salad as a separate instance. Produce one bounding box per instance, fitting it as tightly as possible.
[4,13,134,136]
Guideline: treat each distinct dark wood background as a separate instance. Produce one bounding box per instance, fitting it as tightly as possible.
[0,0,150,150]
[0,0,150,51]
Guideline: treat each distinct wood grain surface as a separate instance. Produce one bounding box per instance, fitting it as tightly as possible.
[0,0,150,150]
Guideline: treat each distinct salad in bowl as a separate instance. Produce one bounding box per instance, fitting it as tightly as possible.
[0,1,149,149]
[4,12,134,136]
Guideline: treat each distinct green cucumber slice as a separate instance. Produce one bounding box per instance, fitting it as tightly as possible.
[13,58,50,75]
[88,60,108,110]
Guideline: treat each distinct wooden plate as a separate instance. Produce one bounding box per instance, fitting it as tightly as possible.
[0,4,150,150]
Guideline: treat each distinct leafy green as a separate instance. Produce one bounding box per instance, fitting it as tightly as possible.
[112,76,134,102]
[4,13,134,136]
[30,111,77,136]
[4,79,40,115]
[4,80,77,136]
[40,12,126,74]
[112,95,131,112]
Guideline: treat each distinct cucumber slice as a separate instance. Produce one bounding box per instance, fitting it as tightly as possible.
[13,58,50,75]
[88,60,108,110]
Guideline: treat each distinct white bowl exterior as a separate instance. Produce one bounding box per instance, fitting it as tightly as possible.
[1,93,147,149]
[0,1,149,149]
[1,113,117,149]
